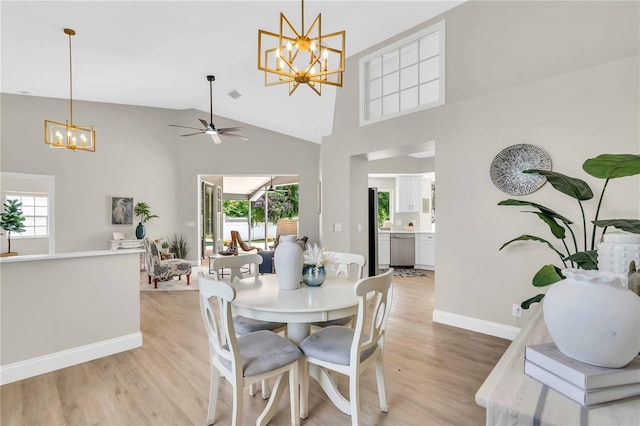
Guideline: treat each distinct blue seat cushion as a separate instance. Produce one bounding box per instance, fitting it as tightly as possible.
[233,316,285,335]
[221,330,302,377]
[299,326,377,366]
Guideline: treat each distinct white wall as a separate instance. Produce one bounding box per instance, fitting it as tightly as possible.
[320,1,640,333]
[1,94,320,261]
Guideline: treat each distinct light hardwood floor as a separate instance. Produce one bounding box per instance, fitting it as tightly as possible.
[1,272,509,425]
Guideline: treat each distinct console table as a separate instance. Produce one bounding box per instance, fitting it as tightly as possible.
[108,239,144,250]
[476,308,640,425]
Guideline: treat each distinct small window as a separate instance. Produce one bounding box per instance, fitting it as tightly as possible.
[5,194,49,238]
[360,20,445,126]
[378,191,391,225]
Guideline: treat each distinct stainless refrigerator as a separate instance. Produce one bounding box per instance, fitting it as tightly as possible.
[368,187,379,276]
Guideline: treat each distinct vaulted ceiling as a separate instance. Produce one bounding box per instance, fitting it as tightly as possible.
[1,1,464,143]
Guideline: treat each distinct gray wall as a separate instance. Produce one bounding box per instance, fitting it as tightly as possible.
[1,94,320,260]
[1,252,140,367]
[320,1,640,329]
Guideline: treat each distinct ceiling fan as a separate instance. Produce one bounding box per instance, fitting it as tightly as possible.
[169,75,248,144]
[266,177,288,193]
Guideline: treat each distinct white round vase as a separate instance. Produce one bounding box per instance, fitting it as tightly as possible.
[274,235,303,290]
[543,268,640,368]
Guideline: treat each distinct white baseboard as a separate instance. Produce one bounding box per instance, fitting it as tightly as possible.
[432,310,520,340]
[0,332,143,385]
[414,264,435,271]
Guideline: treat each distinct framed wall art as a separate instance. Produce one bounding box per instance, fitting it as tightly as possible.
[110,196,133,225]
[490,144,552,196]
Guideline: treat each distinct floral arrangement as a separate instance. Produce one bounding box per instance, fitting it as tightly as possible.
[303,243,327,273]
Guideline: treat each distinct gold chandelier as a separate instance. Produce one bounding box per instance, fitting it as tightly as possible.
[44,28,95,152]
[258,0,345,95]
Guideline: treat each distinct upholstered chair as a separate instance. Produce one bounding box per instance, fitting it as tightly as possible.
[143,237,192,289]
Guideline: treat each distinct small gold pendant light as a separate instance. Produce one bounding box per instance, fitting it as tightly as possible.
[44,28,95,152]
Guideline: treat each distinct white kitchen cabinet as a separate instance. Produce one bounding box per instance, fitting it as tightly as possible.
[378,233,390,266]
[395,176,423,213]
[415,233,435,270]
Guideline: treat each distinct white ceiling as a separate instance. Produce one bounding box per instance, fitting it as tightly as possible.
[1,0,464,143]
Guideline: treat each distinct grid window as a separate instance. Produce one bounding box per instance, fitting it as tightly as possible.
[5,194,49,238]
[360,20,445,126]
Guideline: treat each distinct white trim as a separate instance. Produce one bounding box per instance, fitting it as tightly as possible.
[432,310,520,341]
[0,249,143,264]
[414,264,435,271]
[359,20,446,127]
[0,332,143,385]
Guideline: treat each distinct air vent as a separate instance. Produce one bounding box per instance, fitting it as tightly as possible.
[228,90,242,100]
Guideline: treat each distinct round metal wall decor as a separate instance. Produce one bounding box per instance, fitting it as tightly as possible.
[490,144,552,196]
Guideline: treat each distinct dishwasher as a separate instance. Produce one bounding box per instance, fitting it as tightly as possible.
[390,233,415,267]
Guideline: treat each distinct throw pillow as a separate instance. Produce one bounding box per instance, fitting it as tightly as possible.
[297,236,308,251]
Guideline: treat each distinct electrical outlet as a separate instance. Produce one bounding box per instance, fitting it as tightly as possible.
[512,303,523,318]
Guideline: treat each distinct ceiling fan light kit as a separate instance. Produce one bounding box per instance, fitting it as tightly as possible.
[44,28,96,152]
[258,0,345,95]
[169,75,248,144]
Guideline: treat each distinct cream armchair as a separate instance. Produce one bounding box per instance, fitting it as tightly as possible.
[143,237,192,288]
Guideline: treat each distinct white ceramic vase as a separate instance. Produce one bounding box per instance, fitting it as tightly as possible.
[274,235,303,290]
[543,268,640,368]
[597,232,640,276]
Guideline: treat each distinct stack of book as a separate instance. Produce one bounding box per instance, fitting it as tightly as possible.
[524,342,640,407]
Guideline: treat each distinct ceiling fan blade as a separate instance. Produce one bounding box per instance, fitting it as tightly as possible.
[169,124,204,131]
[180,132,205,137]
[217,127,244,133]
[210,133,223,144]
[220,133,249,141]
[199,119,210,128]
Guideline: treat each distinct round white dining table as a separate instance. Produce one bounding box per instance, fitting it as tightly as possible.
[231,272,359,344]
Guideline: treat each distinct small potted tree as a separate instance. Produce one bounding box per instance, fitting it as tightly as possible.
[134,202,159,239]
[1,199,26,256]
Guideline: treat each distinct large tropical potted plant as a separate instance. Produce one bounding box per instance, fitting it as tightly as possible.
[499,154,640,308]
[170,233,189,259]
[1,199,26,256]
[134,201,159,239]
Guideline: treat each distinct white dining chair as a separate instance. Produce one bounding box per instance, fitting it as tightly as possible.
[198,272,301,426]
[324,251,366,281]
[311,251,366,328]
[209,254,286,398]
[299,268,394,426]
